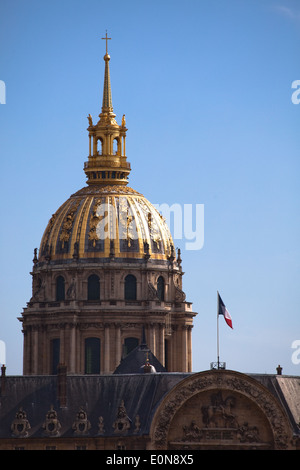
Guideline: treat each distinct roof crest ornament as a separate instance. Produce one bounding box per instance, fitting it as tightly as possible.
[102,30,111,55]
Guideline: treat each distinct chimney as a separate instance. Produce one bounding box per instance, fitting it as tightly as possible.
[1,364,6,396]
[276,364,283,375]
[57,363,67,407]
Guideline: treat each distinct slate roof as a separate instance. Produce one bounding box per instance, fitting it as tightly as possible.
[0,373,188,438]
[113,342,166,374]
[251,373,300,435]
[0,372,299,439]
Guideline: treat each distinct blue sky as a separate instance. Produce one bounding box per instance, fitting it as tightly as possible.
[0,0,299,375]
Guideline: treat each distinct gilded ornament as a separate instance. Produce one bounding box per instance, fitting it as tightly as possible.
[87,114,93,127]
[88,203,104,247]
[59,201,80,248]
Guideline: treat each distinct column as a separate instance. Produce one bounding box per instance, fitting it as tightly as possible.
[32,327,39,375]
[77,327,82,373]
[93,135,97,156]
[69,323,76,374]
[181,326,188,372]
[149,323,156,355]
[188,326,192,372]
[104,324,110,372]
[158,323,165,367]
[42,326,47,374]
[149,323,158,356]
[115,324,121,369]
[23,328,30,375]
[60,325,65,364]
[170,325,178,372]
[174,325,182,372]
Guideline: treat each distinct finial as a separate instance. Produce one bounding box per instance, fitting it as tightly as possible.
[177,247,182,266]
[100,31,113,112]
[33,248,38,266]
[102,30,111,58]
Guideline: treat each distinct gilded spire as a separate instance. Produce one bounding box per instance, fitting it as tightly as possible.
[84,33,131,186]
[101,31,113,113]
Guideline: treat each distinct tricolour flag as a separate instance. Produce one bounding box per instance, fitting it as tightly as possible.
[218,292,233,329]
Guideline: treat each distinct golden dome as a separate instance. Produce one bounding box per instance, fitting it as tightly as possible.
[39,184,175,263]
[38,38,175,264]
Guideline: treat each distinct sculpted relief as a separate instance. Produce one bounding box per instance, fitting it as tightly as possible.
[177,391,263,448]
[150,371,292,450]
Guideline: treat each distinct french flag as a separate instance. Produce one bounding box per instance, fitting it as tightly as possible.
[218,292,233,329]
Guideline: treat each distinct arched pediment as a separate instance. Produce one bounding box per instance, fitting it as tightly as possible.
[150,370,292,450]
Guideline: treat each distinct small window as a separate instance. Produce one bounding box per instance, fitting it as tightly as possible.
[85,337,100,374]
[124,337,139,356]
[88,274,100,301]
[56,276,65,301]
[124,274,137,300]
[157,276,165,301]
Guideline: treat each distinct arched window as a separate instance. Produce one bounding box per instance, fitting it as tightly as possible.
[85,338,100,374]
[56,276,65,301]
[88,274,100,301]
[124,274,136,300]
[157,276,165,301]
[50,338,60,375]
[97,138,103,155]
[124,337,139,356]
[113,138,119,155]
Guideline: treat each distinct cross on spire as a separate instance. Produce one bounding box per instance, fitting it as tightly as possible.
[102,30,111,54]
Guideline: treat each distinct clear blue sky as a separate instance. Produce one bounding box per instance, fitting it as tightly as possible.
[0,0,299,375]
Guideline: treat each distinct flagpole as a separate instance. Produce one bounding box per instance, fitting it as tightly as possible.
[217,291,220,369]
